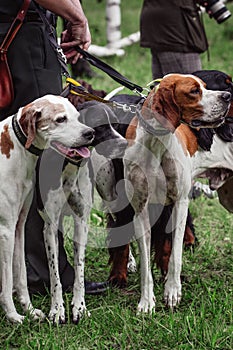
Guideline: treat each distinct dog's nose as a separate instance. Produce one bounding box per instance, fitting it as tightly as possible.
[221,91,231,102]
[83,128,95,141]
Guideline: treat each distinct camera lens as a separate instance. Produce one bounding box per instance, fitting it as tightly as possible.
[208,1,232,24]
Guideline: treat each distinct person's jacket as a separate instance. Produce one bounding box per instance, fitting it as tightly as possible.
[140,0,208,53]
[0,0,35,16]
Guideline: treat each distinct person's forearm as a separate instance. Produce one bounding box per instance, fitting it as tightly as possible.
[35,0,87,24]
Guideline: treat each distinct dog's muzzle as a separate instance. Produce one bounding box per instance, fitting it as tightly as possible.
[189,91,232,129]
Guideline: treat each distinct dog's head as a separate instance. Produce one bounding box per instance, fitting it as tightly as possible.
[143,73,231,132]
[193,69,233,102]
[77,101,128,159]
[193,70,233,145]
[19,95,95,162]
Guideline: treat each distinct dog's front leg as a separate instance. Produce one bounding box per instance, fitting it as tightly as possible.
[124,155,155,313]
[42,189,65,324]
[13,197,45,321]
[43,219,65,323]
[164,199,188,308]
[70,167,92,324]
[0,228,25,323]
[72,214,90,324]
[134,207,155,313]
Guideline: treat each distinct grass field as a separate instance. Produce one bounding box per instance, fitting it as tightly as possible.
[1,1,233,349]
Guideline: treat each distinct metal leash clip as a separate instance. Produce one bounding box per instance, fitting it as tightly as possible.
[57,47,67,64]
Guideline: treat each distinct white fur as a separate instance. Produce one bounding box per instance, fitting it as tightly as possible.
[0,95,93,323]
[192,135,233,181]
[124,124,191,312]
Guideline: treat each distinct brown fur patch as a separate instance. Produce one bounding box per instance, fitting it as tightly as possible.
[175,124,198,156]
[125,116,138,146]
[20,100,66,148]
[0,124,14,158]
[108,245,129,288]
[227,101,233,117]
[183,225,195,246]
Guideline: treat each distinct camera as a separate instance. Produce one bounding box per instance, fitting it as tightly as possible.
[201,0,231,24]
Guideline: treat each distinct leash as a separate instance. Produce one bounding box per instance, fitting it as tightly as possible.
[62,45,149,103]
[62,77,169,137]
[63,49,170,137]
[76,46,145,96]
[34,4,70,77]
[61,77,113,104]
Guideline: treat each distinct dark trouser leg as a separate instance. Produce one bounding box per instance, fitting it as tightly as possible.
[151,49,202,80]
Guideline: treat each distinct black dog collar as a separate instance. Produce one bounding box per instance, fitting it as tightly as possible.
[12,114,43,156]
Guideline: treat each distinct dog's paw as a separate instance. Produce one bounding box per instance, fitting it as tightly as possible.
[7,311,25,324]
[127,248,137,273]
[30,308,46,321]
[48,304,66,324]
[127,257,137,273]
[137,296,156,314]
[72,304,91,324]
[108,274,127,288]
[164,282,182,308]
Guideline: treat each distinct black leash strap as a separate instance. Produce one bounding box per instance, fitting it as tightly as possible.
[76,46,144,94]
[34,5,70,77]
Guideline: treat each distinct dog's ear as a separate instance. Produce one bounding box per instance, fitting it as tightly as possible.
[143,80,180,132]
[20,105,42,149]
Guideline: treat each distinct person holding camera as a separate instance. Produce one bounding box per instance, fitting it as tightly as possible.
[140,0,231,79]
[140,0,208,79]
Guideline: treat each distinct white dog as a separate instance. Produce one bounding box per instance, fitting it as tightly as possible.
[0,95,94,323]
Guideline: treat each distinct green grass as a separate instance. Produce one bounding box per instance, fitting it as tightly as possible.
[1,1,233,349]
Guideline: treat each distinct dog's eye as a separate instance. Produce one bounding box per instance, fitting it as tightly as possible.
[190,88,200,94]
[56,115,67,123]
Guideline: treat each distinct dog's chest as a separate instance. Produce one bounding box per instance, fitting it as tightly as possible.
[62,163,80,194]
[192,136,233,178]
[61,162,92,217]
[125,134,192,205]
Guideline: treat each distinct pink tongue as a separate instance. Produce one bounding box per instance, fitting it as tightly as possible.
[68,146,90,158]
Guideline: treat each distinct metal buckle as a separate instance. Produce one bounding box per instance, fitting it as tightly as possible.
[57,47,67,64]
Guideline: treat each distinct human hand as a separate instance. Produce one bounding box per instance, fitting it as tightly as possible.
[61,20,91,64]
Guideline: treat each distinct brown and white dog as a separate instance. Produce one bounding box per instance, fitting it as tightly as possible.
[96,73,231,313]
[148,70,233,276]
[0,95,95,323]
[107,70,233,285]
[123,74,231,312]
